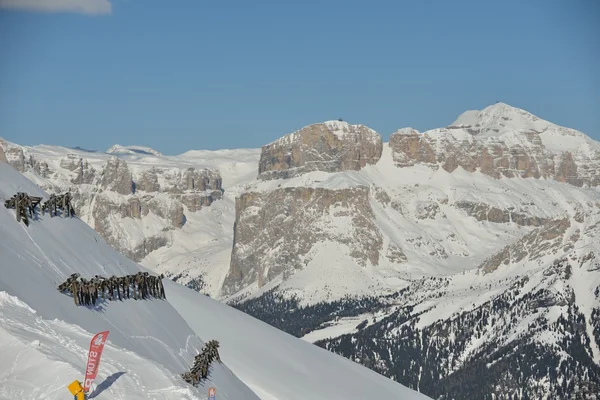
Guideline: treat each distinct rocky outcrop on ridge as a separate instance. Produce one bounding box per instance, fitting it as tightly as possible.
[389,103,600,187]
[258,121,383,180]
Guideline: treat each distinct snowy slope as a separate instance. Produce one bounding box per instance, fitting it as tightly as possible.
[0,161,428,400]
[0,137,260,296]
[224,141,600,306]
[167,282,430,400]
[141,148,260,295]
[0,161,260,400]
[0,292,223,400]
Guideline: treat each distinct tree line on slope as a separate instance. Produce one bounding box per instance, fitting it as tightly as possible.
[231,288,388,337]
[231,274,600,399]
[315,286,600,400]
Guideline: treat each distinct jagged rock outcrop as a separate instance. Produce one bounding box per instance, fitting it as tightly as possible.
[101,156,133,195]
[223,186,383,295]
[415,201,443,220]
[2,141,51,177]
[5,145,26,172]
[390,127,555,179]
[136,168,161,192]
[60,154,96,184]
[390,103,600,187]
[455,201,551,226]
[0,141,6,163]
[258,121,383,180]
[480,218,571,273]
[146,198,185,229]
[92,194,171,261]
[175,192,221,212]
[0,140,224,263]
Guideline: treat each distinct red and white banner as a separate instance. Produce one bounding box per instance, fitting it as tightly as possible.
[83,330,110,392]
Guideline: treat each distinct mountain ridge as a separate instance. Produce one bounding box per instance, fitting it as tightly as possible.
[0,161,428,400]
[2,102,600,398]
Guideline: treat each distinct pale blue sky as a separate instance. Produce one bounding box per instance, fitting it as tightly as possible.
[0,0,598,154]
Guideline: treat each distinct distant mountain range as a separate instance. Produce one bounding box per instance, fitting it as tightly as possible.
[2,102,599,399]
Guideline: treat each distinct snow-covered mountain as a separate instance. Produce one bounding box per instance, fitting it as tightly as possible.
[2,102,600,398]
[0,161,427,400]
[0,139,258,294]
[0,162,257,400]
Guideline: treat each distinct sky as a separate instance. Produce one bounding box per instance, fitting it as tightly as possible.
[0,0,598,154]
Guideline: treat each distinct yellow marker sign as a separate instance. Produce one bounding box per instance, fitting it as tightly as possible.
[67,380,86,400]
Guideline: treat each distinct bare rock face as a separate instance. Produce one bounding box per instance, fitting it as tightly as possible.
[258,121,383,180]
[5,146,25,172]
[175,191,222,212]
[136,168,161,192]
[100,156,133,195]
[59,154,82,171]
[0,140,6,163]
[480,218,571,273]
[386,244,408,264]
[389,128,554,179]
[390,103,600,187]
[415,201,443,220]
[60,154,96,184]
[223,186,383,296]
[1,141,51,177]
[389,128,436,169]
[180,168,222,192]
[455,201,551,227]
[146,198,185,229]
[0,140,224,263]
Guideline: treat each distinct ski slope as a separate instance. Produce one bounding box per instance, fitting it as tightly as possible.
[168,286,430,400]
[0,161,429,400]
[0,292,225,400]
[0,161,259,400]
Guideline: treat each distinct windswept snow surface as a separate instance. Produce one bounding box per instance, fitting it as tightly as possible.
[167,285,430,400]
[0,161,428,400]
[0,292,230,400]
[451,102,600,153]
[0,162,258,400]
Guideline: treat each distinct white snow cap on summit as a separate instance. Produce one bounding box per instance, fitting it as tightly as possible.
[106,144,162,157]
[451,102,544,135]
[448,102,600,154]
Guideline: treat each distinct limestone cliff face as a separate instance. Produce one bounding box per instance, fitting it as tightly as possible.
[222,186,383,296]
[455,201,551,227]
[0,142,223,262]
[2,142,50,177]
[4,145,26,172]
[258,121,383,180]
[0,140,6,163]
[389,128,555,180]
[389,104,600,187]
[59,154,96,184]
[101,156,134,195]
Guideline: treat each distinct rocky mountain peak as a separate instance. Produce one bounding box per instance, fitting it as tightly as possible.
[450,102,543,136]
[100,156,134,195]
[390,103,600,186]
[258,121,383,180]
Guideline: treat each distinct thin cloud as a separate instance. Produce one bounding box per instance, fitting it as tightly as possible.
[0,0,112,15]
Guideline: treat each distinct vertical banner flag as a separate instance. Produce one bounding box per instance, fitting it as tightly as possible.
[208,387,216,400]
[83,330,110,392]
